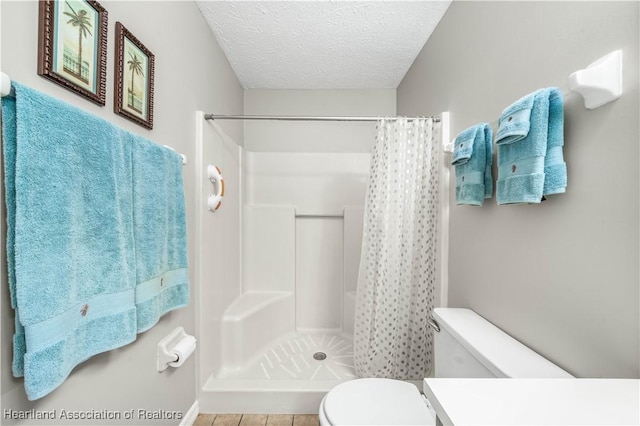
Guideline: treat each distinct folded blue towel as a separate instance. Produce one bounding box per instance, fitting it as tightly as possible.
[496,88,566,204]
[544,89,567,195]
[131,137,189,333]
[3,83,137,400]
[451,123,493,206]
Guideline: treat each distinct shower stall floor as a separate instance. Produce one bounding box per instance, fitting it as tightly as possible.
[200,332,356,414]
[225,332,356,380]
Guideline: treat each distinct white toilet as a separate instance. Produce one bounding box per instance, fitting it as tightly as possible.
[319,308,573,425]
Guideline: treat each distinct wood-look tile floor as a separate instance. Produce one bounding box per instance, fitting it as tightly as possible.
[194,413,319,426]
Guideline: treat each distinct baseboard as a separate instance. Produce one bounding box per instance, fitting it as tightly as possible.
[180,400,199,426]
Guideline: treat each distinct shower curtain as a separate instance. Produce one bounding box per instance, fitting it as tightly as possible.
[354,117,440,379]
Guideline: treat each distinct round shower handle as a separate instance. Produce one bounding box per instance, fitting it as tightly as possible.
[207,165,224,212]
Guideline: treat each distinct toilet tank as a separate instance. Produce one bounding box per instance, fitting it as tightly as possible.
[433,308,573,378]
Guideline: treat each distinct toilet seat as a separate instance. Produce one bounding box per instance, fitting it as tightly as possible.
[321,378,434,425]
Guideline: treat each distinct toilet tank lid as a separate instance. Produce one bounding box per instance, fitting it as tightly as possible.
[433,308,573,378]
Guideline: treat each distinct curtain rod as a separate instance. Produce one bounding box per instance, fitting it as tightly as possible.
[204,114,440,123]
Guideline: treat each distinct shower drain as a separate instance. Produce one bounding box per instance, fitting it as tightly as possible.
[313,352,327,361]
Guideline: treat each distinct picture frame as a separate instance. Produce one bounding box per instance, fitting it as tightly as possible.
[114,22,155,129]
[38,0,108,106]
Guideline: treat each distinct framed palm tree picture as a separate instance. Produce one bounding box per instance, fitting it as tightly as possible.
[114,22,154,129]
[38,0,108,105]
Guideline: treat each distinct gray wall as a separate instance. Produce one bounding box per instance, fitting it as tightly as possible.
[398,1,639,378]
[0,1,243,424]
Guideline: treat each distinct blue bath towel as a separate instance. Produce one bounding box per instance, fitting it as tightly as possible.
[3,83,137,400]
[496,88,566,204]
[451,123,493,206]
[131,137,189,332]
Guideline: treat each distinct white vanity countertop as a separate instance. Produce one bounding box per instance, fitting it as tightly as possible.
[423,378,640,425]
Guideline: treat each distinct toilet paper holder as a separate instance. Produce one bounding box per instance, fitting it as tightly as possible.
[157,327,196,372]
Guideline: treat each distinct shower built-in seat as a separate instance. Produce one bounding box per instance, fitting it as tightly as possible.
[220,291,294,371]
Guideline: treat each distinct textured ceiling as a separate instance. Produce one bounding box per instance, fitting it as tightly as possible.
[196,1,451,89]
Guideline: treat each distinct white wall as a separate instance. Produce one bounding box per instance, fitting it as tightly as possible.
[0,1,243,423]
[398,1,639,378]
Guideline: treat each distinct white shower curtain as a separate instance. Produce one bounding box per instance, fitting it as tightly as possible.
[354,117,440,380]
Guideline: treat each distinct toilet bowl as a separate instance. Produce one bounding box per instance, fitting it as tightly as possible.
[318,378,435,426]
[319,308,573,425]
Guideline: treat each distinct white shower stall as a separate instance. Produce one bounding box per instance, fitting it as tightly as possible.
[194,90,449,413]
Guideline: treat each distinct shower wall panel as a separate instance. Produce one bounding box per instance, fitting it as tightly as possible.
[245,152,370,335]
[245,152,370,215]
[295,217,344,331]
[243,205,295,293]
[343,206,364,335]
[343,206,364,294]
[197,117,244,381]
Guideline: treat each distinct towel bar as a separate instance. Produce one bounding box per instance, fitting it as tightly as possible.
[568,50,623,109]
[1,71,15,98]
[163,145,187,165]
[2,72,188,168]
[444,50,624,154]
